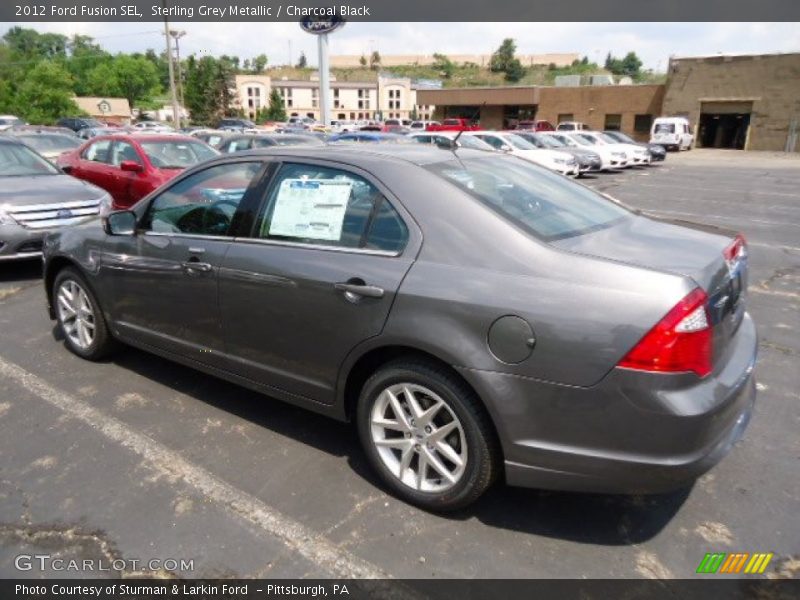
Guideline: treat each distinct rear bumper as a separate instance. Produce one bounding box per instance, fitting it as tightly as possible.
[456,312,758,494]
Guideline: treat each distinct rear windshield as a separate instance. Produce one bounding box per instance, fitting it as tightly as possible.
[139,140,218,168]
[654,123,675,133]
[425,155,630,241]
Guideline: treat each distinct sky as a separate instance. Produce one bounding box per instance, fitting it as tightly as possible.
[2,22,799,71]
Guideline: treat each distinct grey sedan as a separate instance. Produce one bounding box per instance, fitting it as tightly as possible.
[0,137,110,261]
[42,145,756,510]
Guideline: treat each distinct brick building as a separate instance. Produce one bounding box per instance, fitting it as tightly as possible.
[662,52,800,151]
[417,52,800,151]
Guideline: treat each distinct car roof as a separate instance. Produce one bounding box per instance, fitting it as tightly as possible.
[230,143,495,168]
[90,133,197,142]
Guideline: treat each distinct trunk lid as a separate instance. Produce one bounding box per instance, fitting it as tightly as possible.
[552,214,748,369]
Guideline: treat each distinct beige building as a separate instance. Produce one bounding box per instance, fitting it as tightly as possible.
[73,97,131,125]
[234,74,435,122]
[330,53,580,68]
[662,52,800,151]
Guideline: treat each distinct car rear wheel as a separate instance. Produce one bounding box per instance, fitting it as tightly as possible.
[53,268,116,360]
[357,359,499,511]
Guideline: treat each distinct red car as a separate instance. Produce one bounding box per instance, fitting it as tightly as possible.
[426,118,481,132]
[516,120,555,132]
[57,134,219,209]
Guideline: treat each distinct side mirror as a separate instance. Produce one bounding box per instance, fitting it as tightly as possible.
[120,160,143,173]
[104,210,137,236]
[500,144,512,152]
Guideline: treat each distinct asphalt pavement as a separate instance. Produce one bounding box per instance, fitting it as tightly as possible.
[0,149,798,580]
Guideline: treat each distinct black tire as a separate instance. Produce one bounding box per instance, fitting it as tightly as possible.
[52,267,117,360]
[356,358,499,511]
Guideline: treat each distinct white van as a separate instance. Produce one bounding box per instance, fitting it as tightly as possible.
[650,117,694,151]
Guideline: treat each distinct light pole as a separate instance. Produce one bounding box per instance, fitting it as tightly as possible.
[162,1,180,128]
[169,29,187,127]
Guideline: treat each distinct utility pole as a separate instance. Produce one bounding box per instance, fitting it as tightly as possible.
[162,1,180,128]
[169,29,187,127]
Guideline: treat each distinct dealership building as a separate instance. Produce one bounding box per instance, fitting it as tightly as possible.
[416,52,800,151]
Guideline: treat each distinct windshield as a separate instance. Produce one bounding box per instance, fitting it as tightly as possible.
[608,131,634,144]
[455,136,494,150]
[426,155,630,241]
[0,142,60,176]
[272,135,324,146]
[655,123,675,134]
[572,134,597,146]
[18,134,81,154]
[551,134,577,147]
[521,133,561,149]
[139,140,218,169]
[596,133,621,144]
[504,134,536,150]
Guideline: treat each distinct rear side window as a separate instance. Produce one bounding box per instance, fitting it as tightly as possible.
[426,155,631,241]
[256,163,408,253]
[82,140,111,163]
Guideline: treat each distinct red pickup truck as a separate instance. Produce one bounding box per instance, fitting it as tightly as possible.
[426,118,481,132]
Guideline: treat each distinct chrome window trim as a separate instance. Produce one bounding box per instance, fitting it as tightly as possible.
[230,235,401,258]
[142,231,233,242]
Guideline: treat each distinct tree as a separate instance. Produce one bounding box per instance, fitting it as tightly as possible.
[359,54,367,67]
[489,38,526,82]
[14,60,81,124]
[183,55,238,124]
[296,52,307,69]
[251,54,267,73]
[604,51,643,78]
[3,27,67,60]
[432,53,454,79]
[369,51,381,70]
[86,55,160,110]
[263,88,286,122]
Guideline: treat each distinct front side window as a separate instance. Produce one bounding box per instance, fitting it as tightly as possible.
[111,141,142,167]
[256,163,408,252]
[426,155,631,242]
[142,161,262,236]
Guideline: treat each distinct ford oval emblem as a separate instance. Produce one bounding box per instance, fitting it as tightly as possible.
[300,17,345,35]
[57,208,73,218]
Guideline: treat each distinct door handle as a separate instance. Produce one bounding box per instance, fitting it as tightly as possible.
[334,281,385,299]
[181,261,212,273]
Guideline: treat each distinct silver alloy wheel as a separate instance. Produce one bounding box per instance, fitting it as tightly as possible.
[56,279,96,350]
[370,383,467,493]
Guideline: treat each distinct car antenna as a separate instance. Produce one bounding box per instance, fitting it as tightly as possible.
[451,102,485,149]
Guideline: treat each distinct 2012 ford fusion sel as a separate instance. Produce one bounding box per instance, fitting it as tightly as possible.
[42,145,756,510]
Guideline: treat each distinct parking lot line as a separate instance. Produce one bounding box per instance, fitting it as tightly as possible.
[0,355,393,582]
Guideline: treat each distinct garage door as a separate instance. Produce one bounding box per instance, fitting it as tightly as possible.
[699,101,753,150]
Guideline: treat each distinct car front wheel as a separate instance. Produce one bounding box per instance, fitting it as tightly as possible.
[357,359,499,511]
[53,267,116,360]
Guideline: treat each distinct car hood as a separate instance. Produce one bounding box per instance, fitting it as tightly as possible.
[0,174,108,207]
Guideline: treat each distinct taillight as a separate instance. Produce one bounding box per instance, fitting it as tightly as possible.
[618,287,712,377]
[723,233,747,272]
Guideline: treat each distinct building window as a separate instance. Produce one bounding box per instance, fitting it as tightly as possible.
[358,89,370,109]
[312,88,318,109]
[604,114,622,131]
[246,86,262,113]
[333,88,340,108]
[280,88,293,108]
[634,114,653,133]
[557,113,574,124]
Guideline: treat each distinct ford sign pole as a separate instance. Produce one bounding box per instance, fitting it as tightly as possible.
[318,33,330,126]
[300,18,345,128]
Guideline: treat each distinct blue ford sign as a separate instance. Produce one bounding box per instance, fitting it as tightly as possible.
[299,17,345,35]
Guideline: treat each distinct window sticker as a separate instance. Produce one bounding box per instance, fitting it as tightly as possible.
[269,179,353,241]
